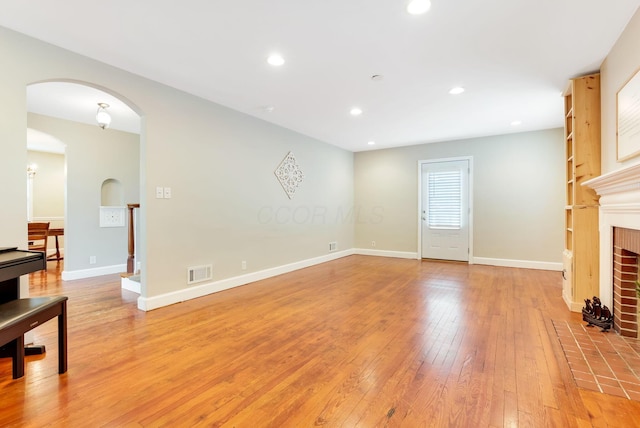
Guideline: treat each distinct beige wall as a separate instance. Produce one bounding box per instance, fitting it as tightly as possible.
[27,149,65,253]
[355,129,565,264]
[601,8,640,173]
[28,150,64,222]
[10,7,640,304]
[0,26,354,303]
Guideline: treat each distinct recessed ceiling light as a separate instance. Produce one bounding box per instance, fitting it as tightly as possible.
[368,141,376,145]
[511,120,522,126]
[407,0,431,15]
[449,87,465,95]
[350,107,363,116]
[267,54,285,66]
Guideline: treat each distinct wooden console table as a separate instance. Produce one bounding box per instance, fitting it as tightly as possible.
[47,228,64,261]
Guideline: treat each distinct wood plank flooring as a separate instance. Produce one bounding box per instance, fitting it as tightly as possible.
[1,256,640,427]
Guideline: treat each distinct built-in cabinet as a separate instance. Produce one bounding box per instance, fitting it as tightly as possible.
[562,73,601,312]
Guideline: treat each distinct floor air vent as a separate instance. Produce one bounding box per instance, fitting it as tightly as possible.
[187,264,212,285]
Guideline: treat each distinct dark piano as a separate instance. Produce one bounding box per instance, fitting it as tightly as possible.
[0,247,46,304]
[0,247,47,357]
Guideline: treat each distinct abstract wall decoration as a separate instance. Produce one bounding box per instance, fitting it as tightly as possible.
[274,151,304,199]
[617,67,640,161]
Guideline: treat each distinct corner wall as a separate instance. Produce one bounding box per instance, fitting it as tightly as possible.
[601,7,640,173]
[0,26,354,307]
[354,129,565,267]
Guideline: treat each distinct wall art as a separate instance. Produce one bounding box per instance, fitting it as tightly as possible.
[617,67,640,161]
[274,151,304,199]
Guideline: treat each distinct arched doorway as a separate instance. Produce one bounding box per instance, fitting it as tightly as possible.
[26,81,142,289]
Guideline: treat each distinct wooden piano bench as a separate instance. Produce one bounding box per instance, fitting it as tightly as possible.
[0,296,68,379]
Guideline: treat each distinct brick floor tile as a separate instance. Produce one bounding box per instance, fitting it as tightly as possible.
[599,384,629,399]
[553,318,640,402]
[596,376,621,387]
[574,378,599,392]
[627,390,640,401]
[572,370,596,381]
[620,381,640,393]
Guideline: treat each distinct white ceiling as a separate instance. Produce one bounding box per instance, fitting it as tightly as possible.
[3,0,639,152]
[27,83,141,134]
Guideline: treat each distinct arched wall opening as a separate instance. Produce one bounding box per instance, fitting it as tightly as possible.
[26,80,143,298]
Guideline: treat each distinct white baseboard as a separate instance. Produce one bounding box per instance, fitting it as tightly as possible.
[472,257,562,271]
[562,289,584,313]
[62,264,127,281]
[32,216,64,222]
[134,250,560,311]
[137,249,355,311]
[353,248,418,259]
[121,276,141,294]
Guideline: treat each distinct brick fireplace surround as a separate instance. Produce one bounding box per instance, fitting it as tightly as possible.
[613,228,639,338]
[585,163,640,340]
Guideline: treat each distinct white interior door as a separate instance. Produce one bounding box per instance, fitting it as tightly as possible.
[421,159,469,261]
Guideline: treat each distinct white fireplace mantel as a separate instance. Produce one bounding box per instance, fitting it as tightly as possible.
[584,163,640,198]
[583,163,640,308]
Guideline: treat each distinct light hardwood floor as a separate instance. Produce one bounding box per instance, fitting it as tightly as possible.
[1,256,639,427]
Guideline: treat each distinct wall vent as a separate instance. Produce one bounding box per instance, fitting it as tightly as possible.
[329,242,338,252]
[187,264,212,285]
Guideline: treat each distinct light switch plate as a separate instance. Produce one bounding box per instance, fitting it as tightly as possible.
[164,187,172,199]
[156,187,164,199]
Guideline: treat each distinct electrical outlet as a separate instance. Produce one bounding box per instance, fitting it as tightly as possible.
[89,256,96,264]
[241,260,247,270]
[100,206,125,227]
[156,187,164,199]
[329,242,337,252]
[372,241,376,247]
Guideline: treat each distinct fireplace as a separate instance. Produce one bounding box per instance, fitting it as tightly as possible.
[612,228,639,337]
[584,163,640,339]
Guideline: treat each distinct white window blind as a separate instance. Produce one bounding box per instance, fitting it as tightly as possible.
[427,169,462,229]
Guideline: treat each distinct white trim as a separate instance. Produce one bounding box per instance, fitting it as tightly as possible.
[353,249,418,259]
[595,209,638,309]
[62,263,127,280]
[583,163,640,195]
[137,249,355,311]
[562,291,584,312]
[417,156,474,261]
[134,249,564,312]
[473,257,562,271]
[32,216,65,222]
[27,175,34,222]
[121,277,141,294]
[600,203,640,214]
[583,164,640,309]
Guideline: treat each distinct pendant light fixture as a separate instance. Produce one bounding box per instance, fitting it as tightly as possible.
[96,102,111,129]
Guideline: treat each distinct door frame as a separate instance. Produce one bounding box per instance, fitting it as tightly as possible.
[417,156,474,262]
